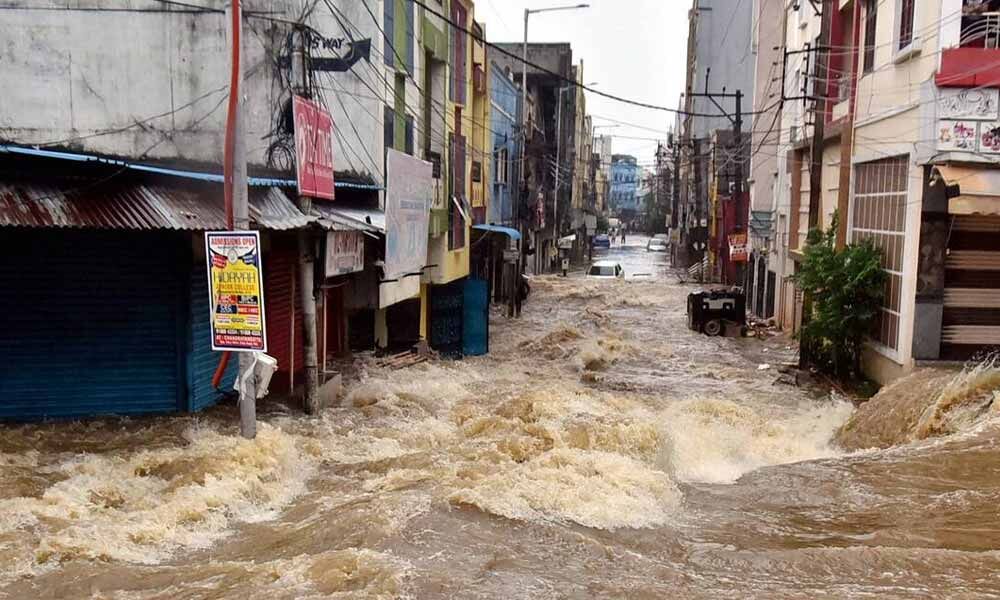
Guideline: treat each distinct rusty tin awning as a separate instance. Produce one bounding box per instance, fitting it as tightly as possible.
[0,181,311,231]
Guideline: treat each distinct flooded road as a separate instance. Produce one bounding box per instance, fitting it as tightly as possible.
[3,235,1000,599]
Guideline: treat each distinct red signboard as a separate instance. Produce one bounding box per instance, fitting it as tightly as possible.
[728,232,748,263]
[293,95,335,200]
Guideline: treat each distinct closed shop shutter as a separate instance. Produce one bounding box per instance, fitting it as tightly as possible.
[430,279,465,357]
[265,235,303,394]
[942,216,1000,360]
[188,264,239,411]
[0,230,183,420]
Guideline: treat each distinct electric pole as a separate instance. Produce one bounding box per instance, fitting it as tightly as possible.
[800,0,831,368]
[225,0,255,439]
[291,28,320,414]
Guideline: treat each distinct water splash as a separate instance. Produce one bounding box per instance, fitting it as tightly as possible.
[660,397,854,484]
[0,423,313,581]
[837,360,1000,450]
[448,448,680,530]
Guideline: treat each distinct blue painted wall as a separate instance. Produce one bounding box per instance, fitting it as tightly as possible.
[489,62,520,226]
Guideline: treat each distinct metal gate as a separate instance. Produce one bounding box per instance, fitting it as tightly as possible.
[0,230,183,420]
[430,279,465,357]
[463,278,489,356]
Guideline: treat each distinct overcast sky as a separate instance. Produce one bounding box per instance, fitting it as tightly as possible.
[474,0,690,168]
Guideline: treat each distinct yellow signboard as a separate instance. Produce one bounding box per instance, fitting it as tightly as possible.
[205,231,267,352]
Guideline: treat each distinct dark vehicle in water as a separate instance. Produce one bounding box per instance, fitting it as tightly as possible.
[592,234,611,248]
[687,289,746,336]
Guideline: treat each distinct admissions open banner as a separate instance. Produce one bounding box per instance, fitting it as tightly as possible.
[205,231,267,352]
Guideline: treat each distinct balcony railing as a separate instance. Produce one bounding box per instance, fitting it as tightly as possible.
[937,13,1000,88]
[960,12,1000,49]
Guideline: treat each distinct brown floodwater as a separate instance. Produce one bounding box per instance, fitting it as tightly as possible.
[3,239,1000,599]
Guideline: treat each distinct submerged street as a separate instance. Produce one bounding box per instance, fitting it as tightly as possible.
[2,236,999,599]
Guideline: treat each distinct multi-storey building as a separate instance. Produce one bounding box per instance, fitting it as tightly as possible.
[610,154,641,218]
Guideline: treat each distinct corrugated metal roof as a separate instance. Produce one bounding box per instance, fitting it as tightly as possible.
[250,187,313,230]
[312,202,385,233]
[0,181,310,231]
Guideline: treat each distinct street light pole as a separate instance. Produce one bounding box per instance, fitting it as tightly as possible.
[520,3,589,274]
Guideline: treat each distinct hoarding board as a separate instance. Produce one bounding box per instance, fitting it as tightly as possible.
[293,95,335,200]
[325,231,364,277]
[205,231,267,352]
[384,149,433,281]
[728,232,748,263]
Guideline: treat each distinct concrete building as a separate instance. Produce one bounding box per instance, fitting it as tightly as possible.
[594,134,613,215]
[684,0,756,140]
[746,0,786,319]
[492,42,576,273]
[489,62,520,226]
[0,0,501,417]
[610,154,641,218]
[848,0,1000,382]
[677,0,756,272]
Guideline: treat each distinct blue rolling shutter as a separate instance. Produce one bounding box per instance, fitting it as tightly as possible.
[187,264,238,412]
[0,231,183,420]
[462,278,488,356]
[430,279,464,358]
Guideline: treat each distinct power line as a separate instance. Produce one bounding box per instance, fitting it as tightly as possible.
[408,0,773,118]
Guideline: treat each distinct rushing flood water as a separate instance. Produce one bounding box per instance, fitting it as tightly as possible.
[3,236,1000,598]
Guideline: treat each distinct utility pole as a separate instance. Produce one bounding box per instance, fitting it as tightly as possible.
[554,86,565,249]
[225,0,255,439]
[520,9,529,242]
[291,29,320,414]
[688,74,745,284]
[692,137,703,281]
[800,0,831,368]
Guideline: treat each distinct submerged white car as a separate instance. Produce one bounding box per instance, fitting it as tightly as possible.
[647,238,669,252]
[587,260,624,279]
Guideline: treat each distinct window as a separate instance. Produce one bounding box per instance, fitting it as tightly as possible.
[449,133,467,250]
[404,0,414,73]
[383,0,394,68]
[384,105,395,152]
[863,0,877,73]
[405,115,414,156]
[393,75,406,152]
[495,147,509,184]
[898,0,915,51]
[450,1,468,104]
[851,156,908,352]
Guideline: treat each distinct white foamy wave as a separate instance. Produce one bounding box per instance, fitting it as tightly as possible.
[448,448,680,530]
[0,423,314,574]
[660,398,854,484]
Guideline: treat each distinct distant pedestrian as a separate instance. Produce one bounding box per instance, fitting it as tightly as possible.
[621,230,626,245]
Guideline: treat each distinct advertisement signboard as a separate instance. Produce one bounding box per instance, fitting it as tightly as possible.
[325,231,365,277]
[205,231,267,352]
[293,95,335,200]
[728,232,748,263]
[384,149,433,281]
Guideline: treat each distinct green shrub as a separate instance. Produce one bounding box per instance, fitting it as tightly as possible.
[794,213,886,379]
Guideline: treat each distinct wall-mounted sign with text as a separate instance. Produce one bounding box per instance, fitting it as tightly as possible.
[293,95,335,200]
[205,231,267,352]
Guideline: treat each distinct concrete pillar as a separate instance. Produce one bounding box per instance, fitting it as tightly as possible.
[419,283,429,340]
[375,307,388,350]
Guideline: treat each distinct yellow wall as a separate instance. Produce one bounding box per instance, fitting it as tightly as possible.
[428,0,472,285]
